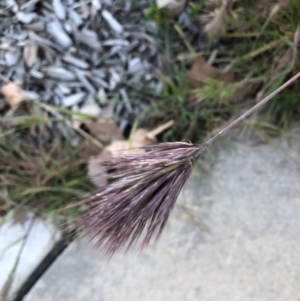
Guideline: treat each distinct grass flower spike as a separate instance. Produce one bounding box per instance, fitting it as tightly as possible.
[74,71,300,257]
[75,142,206,256]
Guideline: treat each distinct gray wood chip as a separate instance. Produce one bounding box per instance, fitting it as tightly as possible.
[25,21,45,31]
[68,8,83,27]
[128,57,143,73]
[42,66,76,81]
[47,21,72,49]
[62,54,89,69]
[61,92,86,107]
[16,12,37,23]
[91,0,102,10]
[53,0,66,20]
[101,10,123,34]
[73,68,96,94]
[75,29,101,50]
[6,0,18,13]
[29,69,44,79]
[0,0,160,130]
[5,50,19,66]
[57,83,71,95]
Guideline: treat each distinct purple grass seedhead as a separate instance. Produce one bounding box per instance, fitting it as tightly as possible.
[75,142,206,257]
[73,70,300,258]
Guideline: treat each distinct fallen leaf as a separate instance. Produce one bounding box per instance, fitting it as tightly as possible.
[104,129,155,157]
[157,0,186,17]
[74,139,103,166]
[145,120,174,141]
[105,120,174,157]
[88,121,174,187]
[88,156,109,187]
[84,120,124,145]
[187,55,234,88]
[0,83,24,107]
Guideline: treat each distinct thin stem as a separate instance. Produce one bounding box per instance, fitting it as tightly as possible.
[205,71,300,146]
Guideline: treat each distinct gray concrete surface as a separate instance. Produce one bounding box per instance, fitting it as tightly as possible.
[25,134,300,301]
[0,212,61,300]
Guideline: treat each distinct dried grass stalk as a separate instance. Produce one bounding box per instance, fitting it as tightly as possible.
[74,72,300,257]
[75,142,206,256]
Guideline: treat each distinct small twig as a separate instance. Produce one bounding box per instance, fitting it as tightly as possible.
[0,73,103,149]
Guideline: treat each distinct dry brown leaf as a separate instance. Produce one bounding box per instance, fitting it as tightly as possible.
[105,120,174,157]
[87,136,147,187]
[187,55,234,88]
[157,0,186,17]
[106,120,174,156]
[84,120,124,145]
[0,83,24,107]
[88,121,174,187]
[88,156,109,187]
[104,129,156,157]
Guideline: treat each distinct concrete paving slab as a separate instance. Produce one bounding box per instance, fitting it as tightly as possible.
[25,135,300,301]
[0,212,61,300]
